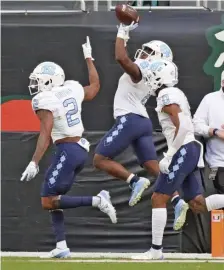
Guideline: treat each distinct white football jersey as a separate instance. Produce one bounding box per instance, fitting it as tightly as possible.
[155,87,195,147]
[32,80,85,143]
[113,59,152,119]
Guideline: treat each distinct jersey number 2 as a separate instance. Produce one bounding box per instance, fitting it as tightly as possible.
[63,98,80,127]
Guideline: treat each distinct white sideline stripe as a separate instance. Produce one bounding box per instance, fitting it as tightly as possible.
[5,259,224,263]
[1,252,224,260]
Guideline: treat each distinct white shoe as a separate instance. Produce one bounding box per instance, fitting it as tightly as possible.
[131,248,164,260]
[97,190,117,224]
[40,248,71,258]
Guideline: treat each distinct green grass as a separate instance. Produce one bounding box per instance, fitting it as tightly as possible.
[2,258,224,270]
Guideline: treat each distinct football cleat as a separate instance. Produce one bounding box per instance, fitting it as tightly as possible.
[131,248,164,260]
[40,248,71,259]
[173,199,189,231]
[129,177,150,206]
[97,190,117,224]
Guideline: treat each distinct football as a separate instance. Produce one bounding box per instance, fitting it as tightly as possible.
[115,4,139,25]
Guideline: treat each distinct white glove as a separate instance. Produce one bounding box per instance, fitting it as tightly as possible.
[20,161,39,181]
[82,36,94,60]
[117,21,138,46]
[159,152,173,174]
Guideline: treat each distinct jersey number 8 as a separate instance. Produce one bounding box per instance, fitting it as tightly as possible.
[63,98,80,127]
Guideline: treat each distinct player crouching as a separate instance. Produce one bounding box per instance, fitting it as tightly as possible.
[20,37,117,258]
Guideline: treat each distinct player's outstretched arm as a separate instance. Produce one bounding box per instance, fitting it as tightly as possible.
[32,110,53,164]
[116,23,141,83]
[82,36,100,101]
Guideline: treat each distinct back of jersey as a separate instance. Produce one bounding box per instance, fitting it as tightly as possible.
[32,80,85,143]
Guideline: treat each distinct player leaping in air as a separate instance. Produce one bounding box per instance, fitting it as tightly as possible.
[132,59,224,260]
[93,21,189,230]
[20,37,117,259]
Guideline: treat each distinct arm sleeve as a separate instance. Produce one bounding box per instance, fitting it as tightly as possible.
[167,112,194,156]
[193,96,210,138]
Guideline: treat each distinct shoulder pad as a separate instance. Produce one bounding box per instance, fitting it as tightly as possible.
[64,80,84,101]
[32,91,58,112]
[156,87,182,112]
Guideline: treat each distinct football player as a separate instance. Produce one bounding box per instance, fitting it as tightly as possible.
[93,21,188,230]
[132,59,224,260]
[20,37,117,258]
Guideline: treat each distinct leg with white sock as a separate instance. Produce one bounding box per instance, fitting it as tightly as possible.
[205,194,224,211]
[57,192,117,224]
[150,192,170,259]
[132,147,192,260]
[189,194,224,213]
[132,192,170,260]
[151,208,167,252]
[184,170,224,213]
[42,192,117,223]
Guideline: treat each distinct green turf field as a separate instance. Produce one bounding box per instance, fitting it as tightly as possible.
[2,258,224,270]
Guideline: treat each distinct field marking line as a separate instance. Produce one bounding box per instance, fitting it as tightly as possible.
[1,252,224,260]
[3,259,224,263]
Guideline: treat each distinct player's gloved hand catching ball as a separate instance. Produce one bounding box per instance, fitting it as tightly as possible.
[115,4,139,46]
[21,161,39,181]
[117,22,138,46]
[82,36,94,61]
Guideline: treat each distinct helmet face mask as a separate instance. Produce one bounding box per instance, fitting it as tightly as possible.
[135,47,162,62]
[28,78,39,95]
[28,62,65,95]
[28,74,53,95]
[134,40,173,62]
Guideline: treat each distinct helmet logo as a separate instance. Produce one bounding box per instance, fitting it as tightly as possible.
[160,44,171,58]
[40,63,56,75]
[139,60,150,69]
[150,61,164,72]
